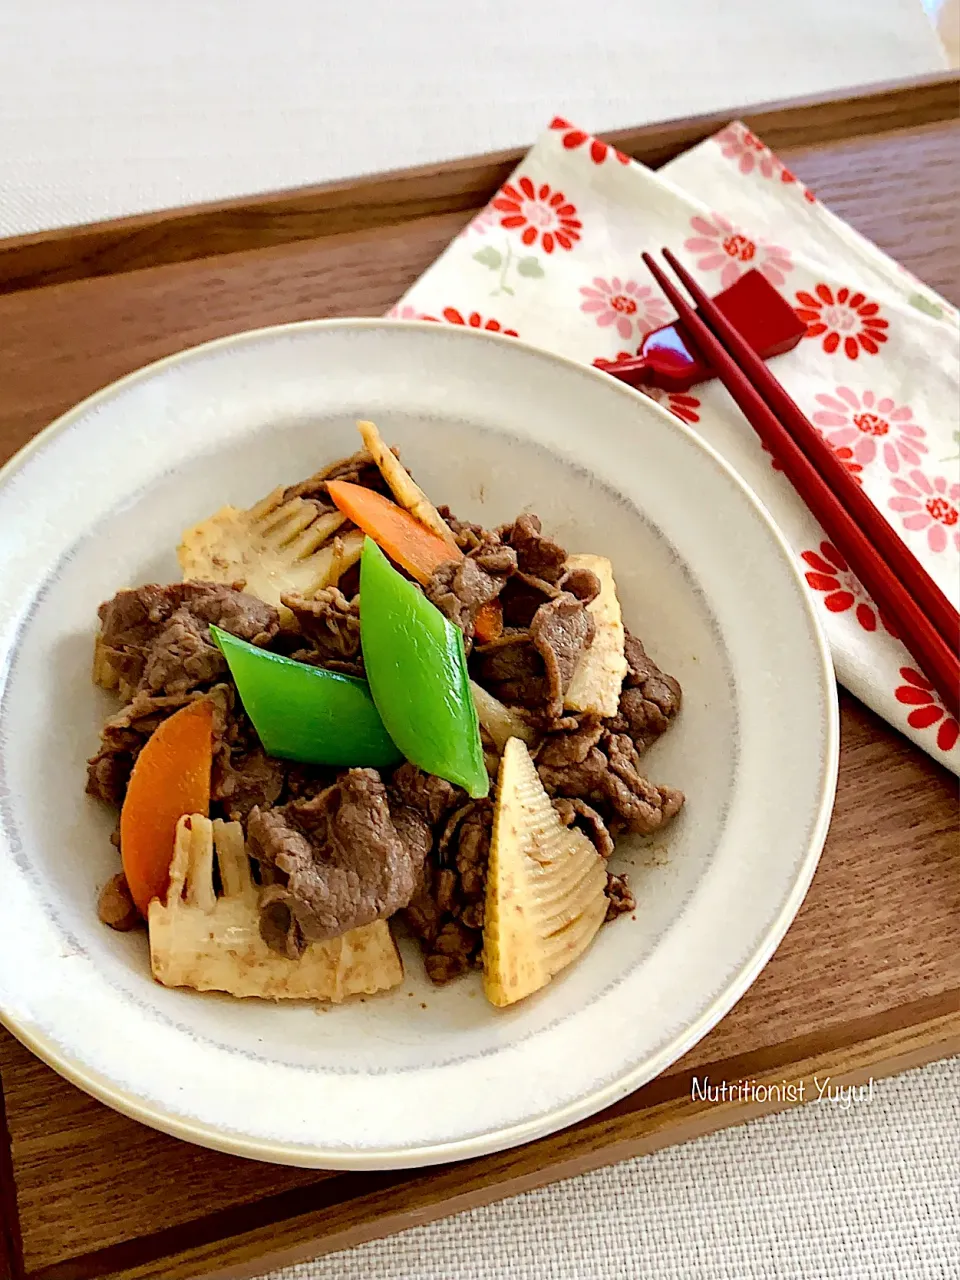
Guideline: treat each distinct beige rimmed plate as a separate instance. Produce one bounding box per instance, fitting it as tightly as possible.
[0,320,838,1169]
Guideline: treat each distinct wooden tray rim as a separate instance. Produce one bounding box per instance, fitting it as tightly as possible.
[0,71,957,296]
[44,1000,960,1280]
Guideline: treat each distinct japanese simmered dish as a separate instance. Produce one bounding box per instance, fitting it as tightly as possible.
[86,422,684,1009]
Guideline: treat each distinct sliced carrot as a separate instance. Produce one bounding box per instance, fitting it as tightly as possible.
[327,481,455,584]
[474,600,503,642]
[327,480,504,641]
[119,699,214,916]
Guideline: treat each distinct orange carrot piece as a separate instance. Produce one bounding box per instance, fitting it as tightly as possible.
[327,481,455,585]
[328,481,504,641]
[119,699,214,916]
[474,600,503,642]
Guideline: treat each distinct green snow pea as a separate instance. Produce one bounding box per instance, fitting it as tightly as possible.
[359,538,489,798]
[210,626,402,768]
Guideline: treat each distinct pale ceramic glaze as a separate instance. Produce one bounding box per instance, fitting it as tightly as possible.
[0,320,838,1169]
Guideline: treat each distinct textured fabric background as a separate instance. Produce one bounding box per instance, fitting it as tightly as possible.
[267,1058,959,1280]
[0,0,948,236]
[1,5,955,1278]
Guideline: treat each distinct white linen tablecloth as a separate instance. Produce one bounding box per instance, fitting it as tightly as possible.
[0,0,949,235]
[272,1058,960,1280]
[0,5,955,1279]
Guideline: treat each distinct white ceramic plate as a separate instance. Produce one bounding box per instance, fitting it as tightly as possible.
[0,320,838,1169]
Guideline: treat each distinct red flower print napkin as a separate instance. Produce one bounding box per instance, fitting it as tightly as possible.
[390,118,960,772]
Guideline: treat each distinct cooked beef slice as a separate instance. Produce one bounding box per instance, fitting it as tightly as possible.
[538,726,684,835]
[282,762,340,801]
[425,918,481,985]
[403,874,443,951]
[139,609,226,696]
[97,872,140,931]
[472,590,594,719]
[100,581,277,654]
[287,649,364,678]
[213,739,286,822]
[390,761,462,827]
[529,592,596,719]
[86,689,207,805]
[282,588,361,669]
[472,538,518,580]
[605,872,636,921]
[498,557,598,629]
[425,540,517,642]
[257,890,303,957]
[606,631,682,754]
[552,796,614,858]
[558,566,601,604]
[86,732,139,807]
[436,505,488,552]
[537,715,604,767]
[404,799,492,984]
[247,768,431,953]
[451,801,491,905]
[337,560,362,600]
[280,447,393,504]
[97,581,278,697]
[180,581,278,637]
[473,632,546,708]
[499,562,598,628]
[499,571,560,628]
[499,513,567,584]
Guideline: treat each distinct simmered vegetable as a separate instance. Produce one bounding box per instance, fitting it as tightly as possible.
[327,480,453,583]
[211,626,402,768]
[327,479,502,641]
[149,814,403,1000]
[357,420,460,552]
[119,698,214,916]
[483,737,608,1007]
[564,554,628,718]
[470,680,537,753]
[178,485,362,615]
[359,538,489,797]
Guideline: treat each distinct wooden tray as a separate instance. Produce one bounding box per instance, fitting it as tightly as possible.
[1,73,958,1280]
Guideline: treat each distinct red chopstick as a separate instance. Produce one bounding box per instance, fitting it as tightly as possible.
[642,249,960,720]
[660,248,960,656]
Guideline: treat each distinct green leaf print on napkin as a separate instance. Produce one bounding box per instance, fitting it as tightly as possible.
[909,293,944,320]
[517,257,545,278]
[473,239,545,296]
[473,246,502,269]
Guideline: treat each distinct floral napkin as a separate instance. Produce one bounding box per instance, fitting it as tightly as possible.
[390,117,960,773]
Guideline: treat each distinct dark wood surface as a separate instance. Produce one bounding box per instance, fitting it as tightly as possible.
[0,77,958,1280]
[0,72,956,296]
[0,1079,23,1280]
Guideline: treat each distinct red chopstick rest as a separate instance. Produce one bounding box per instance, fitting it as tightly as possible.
[595,269,806,392]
